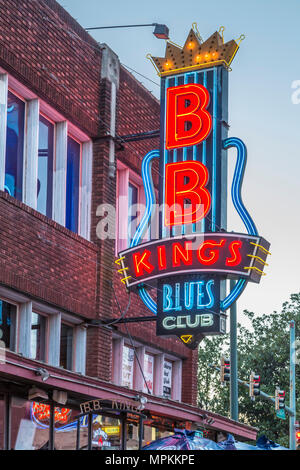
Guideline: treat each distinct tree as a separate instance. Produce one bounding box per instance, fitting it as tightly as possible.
[198,293,300,447]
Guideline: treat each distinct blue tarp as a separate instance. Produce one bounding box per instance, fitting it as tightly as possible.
[142,430,289,451]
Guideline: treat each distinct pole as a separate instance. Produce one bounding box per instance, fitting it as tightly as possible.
[290,320,296,450]
[138,416,144,450]
[230,279,238,421]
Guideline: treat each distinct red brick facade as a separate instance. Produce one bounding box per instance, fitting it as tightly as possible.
[0,0,198,405]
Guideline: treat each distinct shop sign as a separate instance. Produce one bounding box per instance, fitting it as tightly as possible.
[143,353,154,394]
[80,398,142,415]
[31,402,72,428]
[116,24,270,348]
[163,361,172,398]
[122,345,134,388]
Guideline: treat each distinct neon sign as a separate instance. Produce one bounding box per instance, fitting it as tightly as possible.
[164,161,211,226]
[119,232,269,289]
[166,84,212,149]
[31,402,72,428]
[117,25,270,348]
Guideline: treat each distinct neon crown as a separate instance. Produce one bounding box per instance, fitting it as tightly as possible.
[148,25,245,77]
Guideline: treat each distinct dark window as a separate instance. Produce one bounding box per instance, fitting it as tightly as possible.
[60,324,73,370]
[128,182,138,245]
[30,313,46,361]
[0,300,17,351]
[38,116,54,218]
[66,137,80,233]
[5,92,25,201]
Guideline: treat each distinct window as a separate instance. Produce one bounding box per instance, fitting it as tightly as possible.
[30,312,46,362]
[37,116,54,218]
[121,345,134,388]
[128,182,138,245]
[163,360,173,399]
[5,91,25,200]
[66,137,81,233]
[0,300,17,352]
[60,323,73,370]
[143,353,154,394]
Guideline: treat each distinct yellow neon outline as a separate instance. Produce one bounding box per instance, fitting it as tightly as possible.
[192,22,203,43]
[244,267,266,276]
[165,39,183,50]
[121,276,132,284]
[218,26,225,44]
[250,242,271,256]
[118,267,129,274]
[247,254,268,267]
[180,335,193,344]
[146,53,161,76]
[158,56,238,77]
[115,256,125,266]
[148,29,244,77]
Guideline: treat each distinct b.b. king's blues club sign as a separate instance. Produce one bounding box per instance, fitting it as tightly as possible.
[116,25,270,348]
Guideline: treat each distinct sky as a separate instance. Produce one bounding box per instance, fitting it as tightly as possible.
[58,0,300,320]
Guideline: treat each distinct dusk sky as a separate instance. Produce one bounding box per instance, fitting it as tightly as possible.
[58,0,300,320]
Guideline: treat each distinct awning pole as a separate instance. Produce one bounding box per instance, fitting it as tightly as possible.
[76,417,81,450]
[138,416,144,450]
[87,412,93,450]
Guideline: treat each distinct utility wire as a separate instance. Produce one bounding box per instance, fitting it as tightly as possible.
[112,283,151,395]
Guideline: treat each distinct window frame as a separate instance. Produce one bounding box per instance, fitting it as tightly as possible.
[0,295,19,354]
[37,113,55,219]
[5,88,26,201]
[30,309,49,363]
[66,133,83,234]
[59,320,75,372]
[0,72,92,239]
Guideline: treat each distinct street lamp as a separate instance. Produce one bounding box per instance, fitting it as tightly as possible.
[85,22,169,39]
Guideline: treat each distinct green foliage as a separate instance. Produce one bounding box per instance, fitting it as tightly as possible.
[198,293,300,447]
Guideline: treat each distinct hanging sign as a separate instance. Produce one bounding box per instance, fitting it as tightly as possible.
[116,25,270,348]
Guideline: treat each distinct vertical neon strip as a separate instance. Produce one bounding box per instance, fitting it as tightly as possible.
[192,72,197,162]
[192,72,198,234]
[202,71,207,233]
[182,72,189,236]
[173,76,178,163]
[182,73,189,163]
[211,67,217,232]
[162,77,169,239]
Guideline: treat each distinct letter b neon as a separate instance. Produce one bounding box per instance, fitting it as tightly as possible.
[166,83,212,150]
[164,161,211,226]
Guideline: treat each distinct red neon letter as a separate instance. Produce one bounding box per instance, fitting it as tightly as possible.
[133,250,154,277]
[157,245,167,271]
[197,239,226,266]
[166,83,212,150]
[172,241,193,267]
[165,161,211,227]
[226,241,242,266]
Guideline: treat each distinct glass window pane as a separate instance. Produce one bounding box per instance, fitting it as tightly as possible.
[5,92,25,201]
[143,353,154,394]
[92,415,120,450]
[0,300,17,352]
[122,345,134,388]
[11,398,49,450]
[66,137,80,233]
[128,183,138,245]
[60,324,73,370]
[30,313,46,362]
[163,360,173,398]
[38,116,54,218]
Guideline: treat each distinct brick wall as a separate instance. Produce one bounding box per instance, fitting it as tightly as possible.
[0,0,102,137]
[0,0,199,404]
[0,191,97,317]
